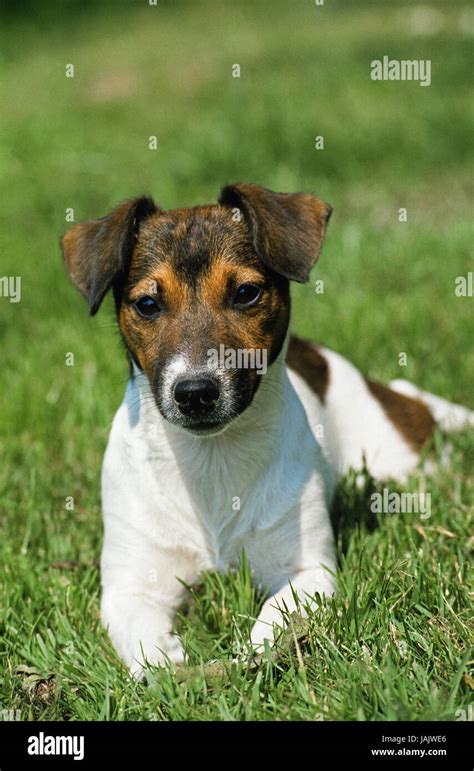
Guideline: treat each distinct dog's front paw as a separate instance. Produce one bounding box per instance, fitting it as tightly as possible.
[101,590,185,677]
[250,619,277,653]
[128,634,185,679]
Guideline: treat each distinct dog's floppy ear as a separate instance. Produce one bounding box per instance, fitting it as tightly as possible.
[61,196,158,315]
[218,183,331,282]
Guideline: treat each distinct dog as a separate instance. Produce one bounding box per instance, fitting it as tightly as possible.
[61,184,473,676]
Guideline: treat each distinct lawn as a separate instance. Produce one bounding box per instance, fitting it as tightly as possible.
[0,0,472,721]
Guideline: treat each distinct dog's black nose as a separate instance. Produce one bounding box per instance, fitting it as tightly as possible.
[173,378,220,416]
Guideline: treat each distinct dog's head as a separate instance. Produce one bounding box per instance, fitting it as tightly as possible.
[61,184,331,435]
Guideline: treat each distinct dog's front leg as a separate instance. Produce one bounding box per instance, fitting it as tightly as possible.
[101,584,186,678]
[250,565,336,650]
[100,534,192,677]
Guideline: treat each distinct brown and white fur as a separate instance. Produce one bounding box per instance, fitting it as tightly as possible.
[61,184,473,676]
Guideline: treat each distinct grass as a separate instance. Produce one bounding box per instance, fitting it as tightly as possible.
[0,0,472,721]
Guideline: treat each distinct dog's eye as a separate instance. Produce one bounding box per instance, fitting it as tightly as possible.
[133,296,161,318]
[233,283,262,308]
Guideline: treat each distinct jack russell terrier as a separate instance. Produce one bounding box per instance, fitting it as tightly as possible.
[61,184,473,676]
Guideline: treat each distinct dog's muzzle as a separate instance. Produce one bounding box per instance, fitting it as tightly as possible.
[156,360,246,435]
[173,377,220,419]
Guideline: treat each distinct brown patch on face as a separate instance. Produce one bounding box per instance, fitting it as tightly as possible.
[366,379,436,451]
[127,262,190,308]
[116,205,291,425]
[197,259,287,357]
[200,261,263,305]
[286,336,330,403]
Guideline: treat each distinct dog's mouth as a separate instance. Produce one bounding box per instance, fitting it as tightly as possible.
[154,389,235,436]
[158,407,235,437]
[180,419,228,436]
[152,366,262,437]
[156,391,252,437]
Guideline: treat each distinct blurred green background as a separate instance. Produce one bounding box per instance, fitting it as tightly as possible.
[0,0,472,721]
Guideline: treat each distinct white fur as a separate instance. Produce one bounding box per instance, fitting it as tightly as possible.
[100,337,471,675]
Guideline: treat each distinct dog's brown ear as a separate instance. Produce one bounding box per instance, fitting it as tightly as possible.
[61,196,158,315]
[218,183,331,282]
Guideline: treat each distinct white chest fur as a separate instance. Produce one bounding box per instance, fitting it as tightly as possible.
[102,353,332,577]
